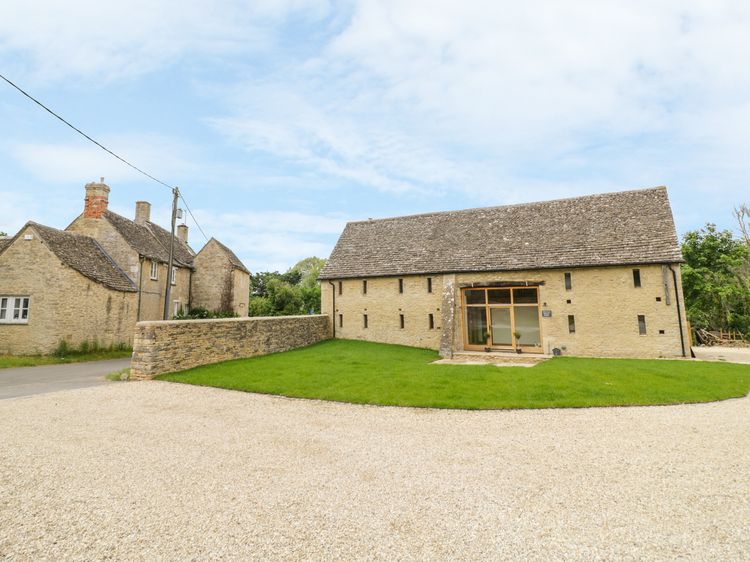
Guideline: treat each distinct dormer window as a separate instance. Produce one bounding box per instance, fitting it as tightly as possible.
[150,260,158,280]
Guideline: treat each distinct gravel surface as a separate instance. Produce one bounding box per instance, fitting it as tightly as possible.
[1,382,748,560]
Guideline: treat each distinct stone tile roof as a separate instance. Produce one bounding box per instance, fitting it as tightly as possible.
[103,210,194,267]
[0,238,11,254]
[209,238,250,274]
[319,187,683,280]
[29,222,138,292]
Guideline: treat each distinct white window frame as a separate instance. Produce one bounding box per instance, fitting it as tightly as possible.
[173,300,181,317]
[171,266,177,285]
[0,296,30,324]
[150,260,158,280]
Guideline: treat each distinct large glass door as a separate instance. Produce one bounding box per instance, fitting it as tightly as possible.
[490,308,512,346]
[462,286,542,350]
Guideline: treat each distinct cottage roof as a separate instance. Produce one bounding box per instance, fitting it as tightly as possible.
[103,210,195,267]
[204,238,250,274]
[319,187,683,280]
[0,238,11,254]
[27,222,137,292]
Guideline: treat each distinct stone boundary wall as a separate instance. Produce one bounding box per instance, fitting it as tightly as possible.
[130,315,330,379]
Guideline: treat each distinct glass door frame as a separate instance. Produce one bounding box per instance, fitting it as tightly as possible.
[460,286,543,352]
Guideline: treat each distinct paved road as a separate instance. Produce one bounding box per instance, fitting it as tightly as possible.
[0,358,131,400]
[692,346,750,364]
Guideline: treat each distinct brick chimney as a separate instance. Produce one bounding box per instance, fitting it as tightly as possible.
[135,201,151,225]
[83,179,110,219]
[177,224,188,244]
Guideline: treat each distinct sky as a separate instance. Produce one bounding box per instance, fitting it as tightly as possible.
[1,0,749,272]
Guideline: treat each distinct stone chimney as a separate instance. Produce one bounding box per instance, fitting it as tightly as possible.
[177,224,188,244]
[135,201,151,225]
[83,178,110,219]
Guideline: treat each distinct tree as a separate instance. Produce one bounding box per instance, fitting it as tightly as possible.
[735,203,750,249]
[247,257,327,316]
[681,224,750,337]
[0,231,7,237]
[291,257,327,288]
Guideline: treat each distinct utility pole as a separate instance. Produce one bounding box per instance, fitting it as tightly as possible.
[163,186,179,320]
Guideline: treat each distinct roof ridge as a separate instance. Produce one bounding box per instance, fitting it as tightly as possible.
[25,221,137,292]
[346,186,668,226]
[89,237,138,291]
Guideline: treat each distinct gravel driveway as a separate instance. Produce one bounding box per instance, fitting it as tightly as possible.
[1,382,748,560]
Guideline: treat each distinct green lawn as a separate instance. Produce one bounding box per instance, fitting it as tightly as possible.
[158,339,750,410]
[0,349,132,369]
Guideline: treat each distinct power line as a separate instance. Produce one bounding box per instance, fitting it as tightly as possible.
[179,192,209,242]
[0,72,210,241]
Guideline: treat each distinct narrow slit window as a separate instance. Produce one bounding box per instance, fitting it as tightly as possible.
[171,266,177,285]
[150,260,158,280]
[338,281,342,295]
[633,269,642,288]
[398,278,404,293]
[399,314,405,329]
[362,280,367,294]
[339,314,343,328]
[564,272,572,291]
[427,277,432,293]
[568,315,576,334]
[638,314,647,335]
[363,314,368,329]
[428,313,434,330]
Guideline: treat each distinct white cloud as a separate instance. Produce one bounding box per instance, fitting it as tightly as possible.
[9,134,200,184]
[207,0,750,211]
[186,207,348,272]
[0,0,331,82]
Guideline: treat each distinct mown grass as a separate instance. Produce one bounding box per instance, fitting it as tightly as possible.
[157,339,750,410]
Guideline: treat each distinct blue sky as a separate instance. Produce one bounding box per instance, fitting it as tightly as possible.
[1,1,748,272]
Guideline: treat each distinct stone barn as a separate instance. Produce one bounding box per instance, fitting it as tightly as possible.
[319,187,689,359]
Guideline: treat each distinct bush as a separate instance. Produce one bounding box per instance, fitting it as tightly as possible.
[173,306,238,320]
[53,339,132,357]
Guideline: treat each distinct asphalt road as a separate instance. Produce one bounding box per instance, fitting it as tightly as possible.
[0,358,131,400]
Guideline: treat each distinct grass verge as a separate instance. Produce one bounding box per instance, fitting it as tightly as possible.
[157,339,750,409]
[0,349,132,369]
[105,368,131,381]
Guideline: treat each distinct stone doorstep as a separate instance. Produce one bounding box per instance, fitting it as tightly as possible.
[434,351,549,367]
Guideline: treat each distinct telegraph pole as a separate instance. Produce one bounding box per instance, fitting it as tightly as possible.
[163,186,179,320]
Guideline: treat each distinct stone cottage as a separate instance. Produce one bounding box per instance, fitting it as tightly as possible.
[0,180,250,354]
[192,238,250,316]
[319,187,689,359]
[0,222,137,354]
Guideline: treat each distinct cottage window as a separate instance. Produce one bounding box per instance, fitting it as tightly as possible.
[564,272,572,291]
[428,313,435,330]
[338,281,342,295]
[633,269,642,288]
[398,278,404,293]
[568,315,576,334]
[171,266,177,285]
[363,314,368,329]
[427,277,432,293]
[150,260,158,280]
[638,314,647,335]
[0,296,30,324]
[399,314,405,329]
[362,280,367,294]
